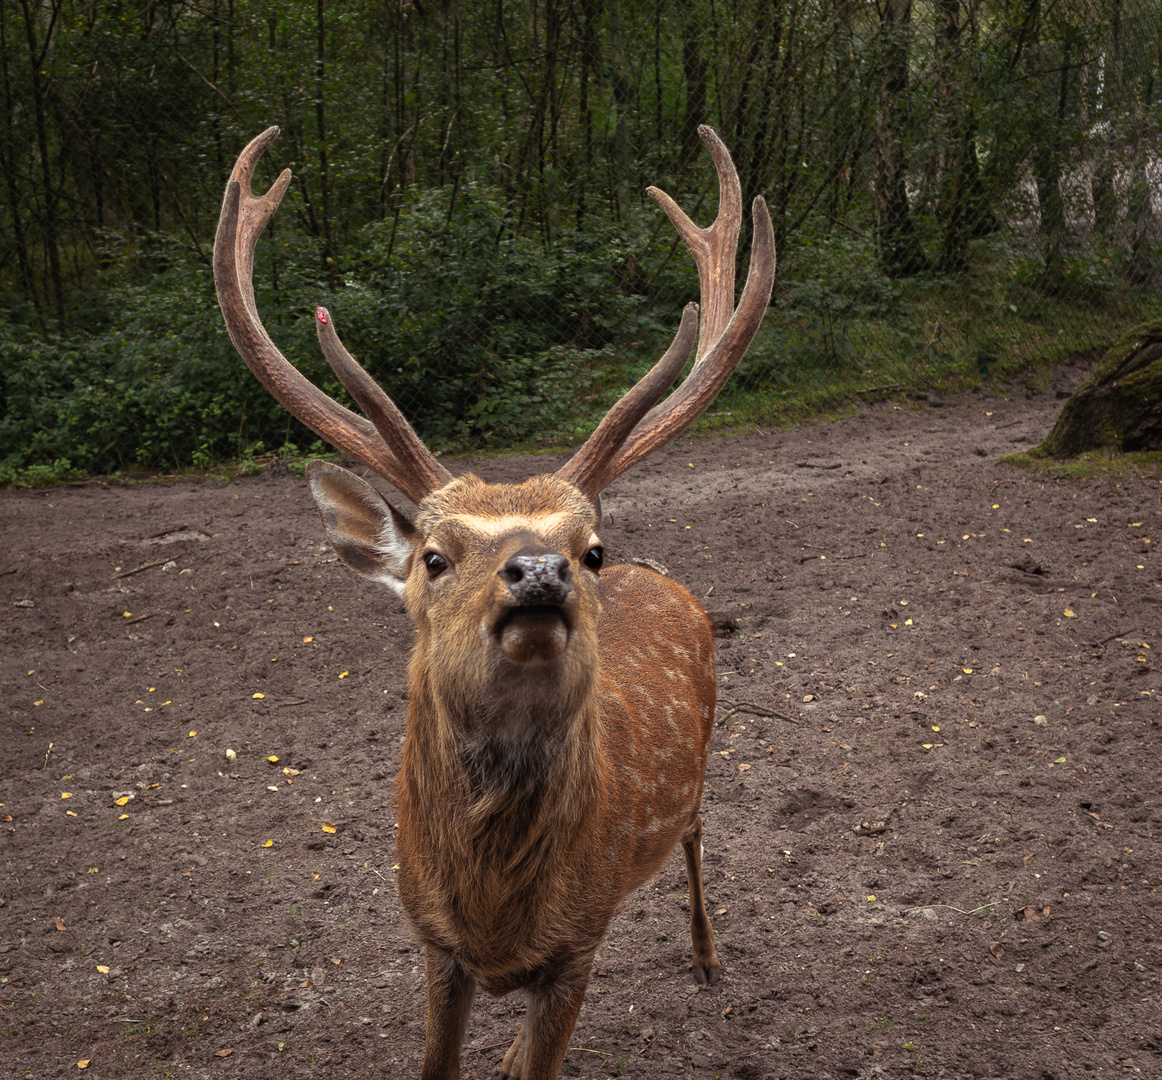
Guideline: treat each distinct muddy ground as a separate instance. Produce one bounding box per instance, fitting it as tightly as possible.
[2,360,1160,1080]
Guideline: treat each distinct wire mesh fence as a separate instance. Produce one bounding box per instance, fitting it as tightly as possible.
[0,0,1159,481]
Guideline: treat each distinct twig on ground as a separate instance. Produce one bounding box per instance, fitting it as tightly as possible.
[463,1041,511,1055]
[721,699,798,723]
[1089,631,1133,649]
[142,524,189,540]
[906,902,995,916]
[112,560,168,579]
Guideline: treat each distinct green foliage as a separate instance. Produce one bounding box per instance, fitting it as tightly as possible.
[333,184,641,448]
[0,187,652,478]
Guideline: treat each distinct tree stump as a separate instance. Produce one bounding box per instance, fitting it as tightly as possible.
[1032,319,1162,459]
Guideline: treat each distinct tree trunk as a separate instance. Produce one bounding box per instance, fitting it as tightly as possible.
[19,0,66,332]
[315,0,336,290]
[934,0,995,272]
[1090,1,1122,235]
[1032,320,1162,458]
[680,12,707,169]
[873,0,928,278]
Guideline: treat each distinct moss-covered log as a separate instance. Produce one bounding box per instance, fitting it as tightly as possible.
[1032,319,1162,459]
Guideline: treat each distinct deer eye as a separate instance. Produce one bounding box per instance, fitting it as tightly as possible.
[423,552,448,578]
[583,546,604,571]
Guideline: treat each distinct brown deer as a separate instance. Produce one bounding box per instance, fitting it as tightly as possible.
[214,126,774,1080]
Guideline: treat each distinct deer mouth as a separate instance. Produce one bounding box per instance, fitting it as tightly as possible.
[495,605,571,663]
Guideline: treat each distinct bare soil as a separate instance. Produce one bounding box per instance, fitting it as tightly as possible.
[2,361,1160,1080]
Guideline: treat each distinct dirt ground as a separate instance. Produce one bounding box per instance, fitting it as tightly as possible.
[2,360,1160,1080]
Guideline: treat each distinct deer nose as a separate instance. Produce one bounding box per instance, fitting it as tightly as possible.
[501,552,572,606]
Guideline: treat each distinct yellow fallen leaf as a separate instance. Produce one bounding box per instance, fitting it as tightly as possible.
[33,700,43,706]
[77,1059,91,1069]
[310,871,320,881]
[931,726,940,732]
[188,731,197,738]
[66,810,77,817]
[866,895,877,902]
[922,743,934,750]
[262,839,273,848]
[904,618,913,626]
[1063,608,1076,618]
[338,671,349,679]
[88,867,98,873]
[322,822,337,834]
[115,796,129,806]
[118,814,129,820]
[61,792,73,799]
[303,636,313,643]
[96,965,110,974]
[252,692,265,699]
[123,611,132,617]
[267,755,279,764]
[963,667,973,674]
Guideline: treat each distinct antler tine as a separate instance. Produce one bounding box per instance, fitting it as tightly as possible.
[557,129,775,499]
[314,307,452,500]
[648,125,743,361]
[594,195,774,488]
[214,127,448,505]
[555,303,699,496]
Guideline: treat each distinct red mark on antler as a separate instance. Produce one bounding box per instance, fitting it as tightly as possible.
[316,307,328,325]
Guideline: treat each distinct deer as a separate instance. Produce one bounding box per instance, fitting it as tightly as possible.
[214,125,774,1080]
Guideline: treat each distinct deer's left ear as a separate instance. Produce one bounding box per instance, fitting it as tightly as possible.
[306,460,417,597]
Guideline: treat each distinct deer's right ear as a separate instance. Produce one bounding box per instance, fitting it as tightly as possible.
[306,460,418,598]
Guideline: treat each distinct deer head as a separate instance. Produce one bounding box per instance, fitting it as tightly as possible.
[214,126,773,707]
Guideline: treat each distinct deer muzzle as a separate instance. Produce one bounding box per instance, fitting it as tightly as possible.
[495,551,574,663]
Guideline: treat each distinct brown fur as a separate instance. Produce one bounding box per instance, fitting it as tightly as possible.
[314,471,720,1079]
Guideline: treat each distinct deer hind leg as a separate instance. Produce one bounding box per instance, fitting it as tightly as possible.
[419,946,476,1080]
[681,812,721,984]
[499,959,593,1080]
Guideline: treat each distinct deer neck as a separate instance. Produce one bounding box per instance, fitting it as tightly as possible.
[400,645,605,851]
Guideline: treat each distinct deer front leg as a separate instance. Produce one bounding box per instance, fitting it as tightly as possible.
[682,812,721,984]
[419,945,476,1080]
[500,958,593,1080]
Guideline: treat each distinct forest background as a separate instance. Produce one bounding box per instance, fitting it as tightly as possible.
[0,0,1159,484]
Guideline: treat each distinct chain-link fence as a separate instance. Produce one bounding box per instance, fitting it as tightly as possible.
[1,0,1159,481]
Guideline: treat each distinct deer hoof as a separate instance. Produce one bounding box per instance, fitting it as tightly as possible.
[691,961,721,986]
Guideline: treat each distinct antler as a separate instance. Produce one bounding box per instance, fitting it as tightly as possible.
[213,126,452,504]
[556,126,775,499]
